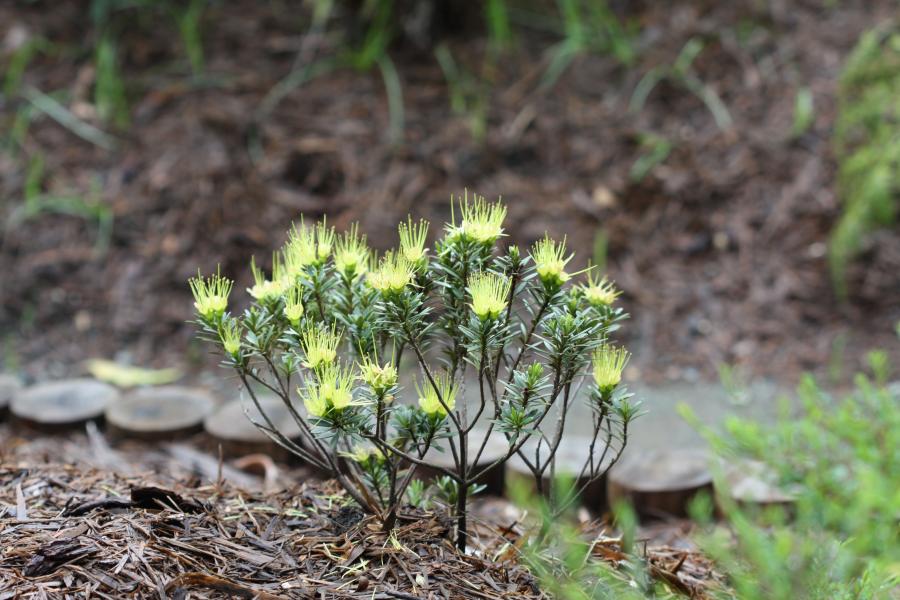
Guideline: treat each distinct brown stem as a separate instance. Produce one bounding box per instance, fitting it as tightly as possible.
[455,422,469,551]
[405,328,463,434]
[492,268,520,381]
[471,370,563,483]
[367,434,458,481]
[506,295,551,380]
[239,371,329,470]
[455,480,469,551]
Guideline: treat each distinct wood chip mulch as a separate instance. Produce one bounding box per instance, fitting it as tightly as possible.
[0,422,731,599]
[0,464,547,599]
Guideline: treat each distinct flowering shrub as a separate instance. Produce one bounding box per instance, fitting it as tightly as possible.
[190,192,639,550]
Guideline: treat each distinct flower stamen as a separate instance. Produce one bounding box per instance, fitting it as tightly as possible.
[417,371,458,416]
[189,267,233,319]
[531,234,573,287]
[467,271,511,320]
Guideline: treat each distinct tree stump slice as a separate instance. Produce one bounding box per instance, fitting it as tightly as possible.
[204,396,304,459]
[417,432,509,496]
[719,459,797,512]
[888,381,900,401]
[0,374,23,419]
[506,436,613,513]
[106,386,216,440]
[11,379,119,431]
[607,448,712,520]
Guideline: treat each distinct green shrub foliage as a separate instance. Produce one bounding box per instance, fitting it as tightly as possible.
[831,26,900,295]
[190,192,638,550]
[694,367,900,599]
[521,359,900,598]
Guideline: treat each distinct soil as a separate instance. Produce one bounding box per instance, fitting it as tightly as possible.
[1,0,898,385]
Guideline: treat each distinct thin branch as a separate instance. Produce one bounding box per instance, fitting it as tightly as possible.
[366,434,459,482]
[405,330,463,434]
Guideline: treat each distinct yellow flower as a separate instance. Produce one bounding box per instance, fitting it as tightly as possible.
[284,220,318,275]
[367,250,415,295]
[358,354,398,394]
[301,362,357,417]
[320,364,355,410]
[189,267,233,319]
[341,446,386,464]
[447,192,507,244]
[591,345,630,393]
[417,371,458,417]
[467,271,511,320]
[398,217,429,264]
[461,194,507,244]
[247,255,287,303]
[580,270,621,307]
[283,285,304,325]
[334,223,369,277]
[316,218,335,262]
[302,385,328,418]
[300,322,341,370]
[531,234,573,287]
[220,318,242,356]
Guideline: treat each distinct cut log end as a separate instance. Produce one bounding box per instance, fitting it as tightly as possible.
[505,436,614,513]
[416,433,509,496]
[0,374,23,419]
[11,379,119,431]
[106,386,216,440]
[204,396,303,460]
[607,448,713,520]
[720,459,797,511]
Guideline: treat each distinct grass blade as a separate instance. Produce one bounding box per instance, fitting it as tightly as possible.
[23,86,118,151]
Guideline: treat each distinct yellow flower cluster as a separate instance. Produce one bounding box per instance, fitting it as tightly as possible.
[467,272,511,320]
[461,195,506,243]
[447,192,507,244]
[580,271,621,307]
[368,250,415,295]
[283,285,304,325]
[531,234,573,287]
[284,217,335,276]
[284,220,317,274]
[398,217,430,265]
[359,355,398,395]
[334,223,369,277]
[189,267,232,319]
[342,445,386,465]
[591,345,630,393]
[247,255,287,303]
[417,371,458,417]
[219,318,242,356]
[301,363,356,418]
[300,323,342,370]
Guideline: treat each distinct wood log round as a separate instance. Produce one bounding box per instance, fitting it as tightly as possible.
[0,374,23,419]
[718,459,797,513]
[416,432,509,496]
[505,436,612,513]
[607,448,713,520]
[106,386,216,440]
[204,396,304,460]
[11,378,119,431]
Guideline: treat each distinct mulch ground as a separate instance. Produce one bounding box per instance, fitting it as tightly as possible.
[1,466,540,599]
[1,0,897,385]
[0,424,724,599]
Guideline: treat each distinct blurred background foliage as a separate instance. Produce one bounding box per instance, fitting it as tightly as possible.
[831,25,900,296]
[520,352,900,599]
[1,0,898,383]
